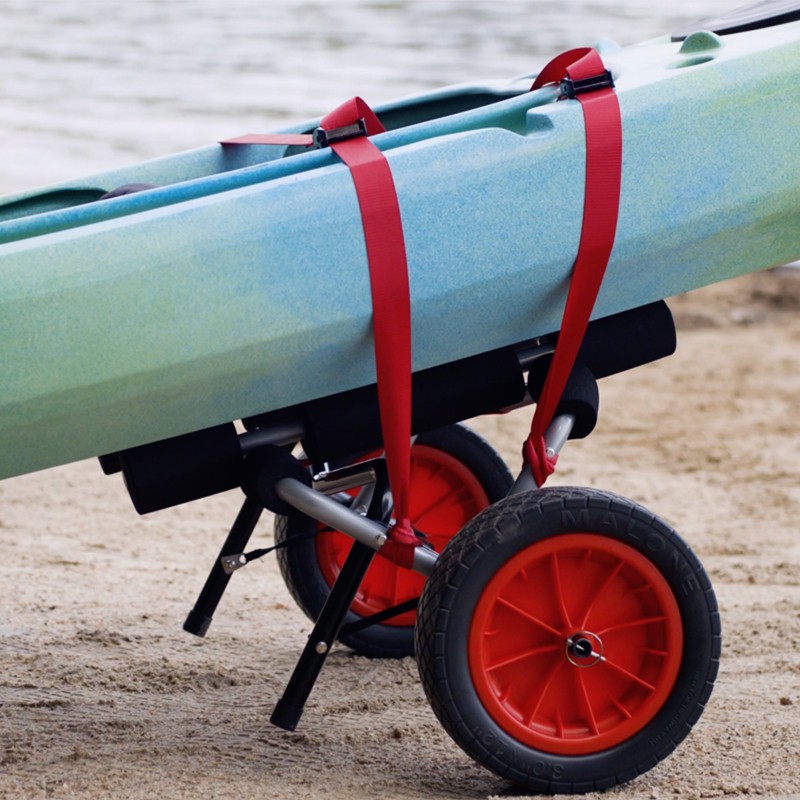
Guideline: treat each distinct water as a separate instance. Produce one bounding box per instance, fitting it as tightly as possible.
[1,0,739,192]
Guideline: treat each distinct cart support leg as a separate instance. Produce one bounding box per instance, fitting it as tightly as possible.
[271,460,396,730]
[183,494,264,637]
[270,539,376,731]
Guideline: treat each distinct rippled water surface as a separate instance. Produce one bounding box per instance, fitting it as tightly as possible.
[2,0,739,190]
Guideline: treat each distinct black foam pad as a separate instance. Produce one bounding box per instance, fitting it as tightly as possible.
[120,423,242,514]
[527,360,599,439]
[297,346,525,463]
[578,300,676,379]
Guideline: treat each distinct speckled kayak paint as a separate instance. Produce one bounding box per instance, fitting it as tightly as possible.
[1,20,799,479]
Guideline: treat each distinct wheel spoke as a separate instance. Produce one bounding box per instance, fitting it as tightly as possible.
[409,460,449,524]
[574,668,600,735]
[486,644,560,673]
[578,559,624,629]
[550,552,573,629]
[496,597,562,637]
[322,529,350,561]
[600,655,657,692]
[554,707,564,739]
[388,559,402,606]
[358,553,398,605]
[610,695,632,720]
[412,484,470,531]
[524,653,566,725]
[597,615,666,636]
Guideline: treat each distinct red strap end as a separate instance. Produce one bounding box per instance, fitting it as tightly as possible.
[219,133,314,147]
[522,433,558,488]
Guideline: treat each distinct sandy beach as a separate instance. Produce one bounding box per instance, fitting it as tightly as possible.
[1,269,799,799]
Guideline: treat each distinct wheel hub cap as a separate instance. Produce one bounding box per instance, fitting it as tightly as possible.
[565,631,604,667]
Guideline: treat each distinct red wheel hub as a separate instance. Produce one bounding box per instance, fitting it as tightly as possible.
[316,443,490,626]
[468,534,683,754]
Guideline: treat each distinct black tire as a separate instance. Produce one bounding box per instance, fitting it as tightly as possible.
[274,423,514,658]
[415,486,720,793]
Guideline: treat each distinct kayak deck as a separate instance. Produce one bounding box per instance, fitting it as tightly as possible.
[0,80,530,236]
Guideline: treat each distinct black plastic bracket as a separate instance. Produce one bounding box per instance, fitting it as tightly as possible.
[312,118,367,148]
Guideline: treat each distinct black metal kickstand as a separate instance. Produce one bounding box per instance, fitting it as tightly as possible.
[183,494,264,637]
[270,461,392,731]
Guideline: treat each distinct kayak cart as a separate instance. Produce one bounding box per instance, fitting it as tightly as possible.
[5,0,800,792]
[100,295,720,793]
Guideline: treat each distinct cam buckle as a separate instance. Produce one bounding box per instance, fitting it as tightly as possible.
[560,69,615,99]
[312,117,368,148]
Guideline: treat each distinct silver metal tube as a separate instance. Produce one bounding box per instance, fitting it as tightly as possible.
[312,466,377,496]
[274,478,437,577]
[275,478,388,550]
[545,413,576,457]
[411,544,437,576]
[510,468,537,496]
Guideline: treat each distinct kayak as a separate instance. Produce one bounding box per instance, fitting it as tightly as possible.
[1,10,799,480]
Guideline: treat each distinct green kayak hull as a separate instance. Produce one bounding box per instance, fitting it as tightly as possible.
[1,19,799,479]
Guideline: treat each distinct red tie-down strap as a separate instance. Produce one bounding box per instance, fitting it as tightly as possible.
[523,48,623,487]
[221,98,419,567]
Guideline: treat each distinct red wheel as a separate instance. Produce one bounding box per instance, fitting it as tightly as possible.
[275,424,513,657]
[468,533,683,755]
[416,487,720,792]
[316,441,492,627]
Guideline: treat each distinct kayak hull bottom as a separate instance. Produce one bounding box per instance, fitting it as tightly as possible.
[112,299,676,515]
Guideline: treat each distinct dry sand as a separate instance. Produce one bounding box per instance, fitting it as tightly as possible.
[1,270,798,799]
